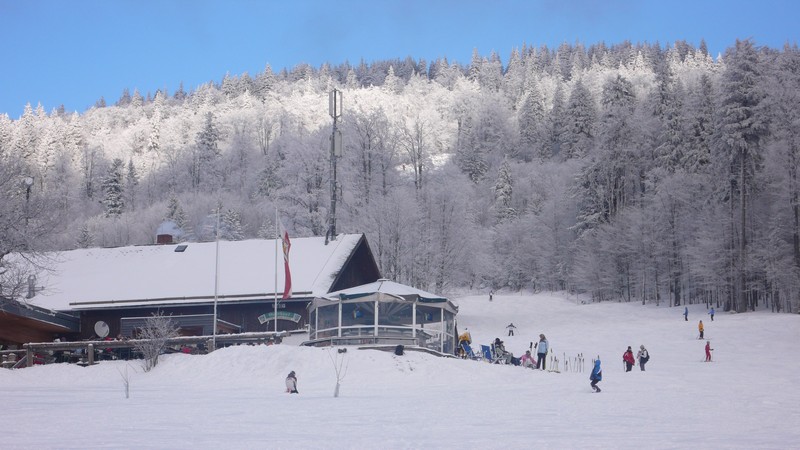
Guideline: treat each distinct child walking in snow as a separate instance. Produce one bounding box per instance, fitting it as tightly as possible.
[590,359,602,392]
[705,341,713,362]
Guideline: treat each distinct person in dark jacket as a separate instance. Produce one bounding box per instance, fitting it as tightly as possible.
[636,345,649,371]
[590,359,602,392]
[623,346,635,372]
[285,370,298,394]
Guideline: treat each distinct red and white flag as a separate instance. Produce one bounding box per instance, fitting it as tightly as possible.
[279,221,292,299]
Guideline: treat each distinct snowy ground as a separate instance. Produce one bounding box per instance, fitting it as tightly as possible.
[1,292,798,449]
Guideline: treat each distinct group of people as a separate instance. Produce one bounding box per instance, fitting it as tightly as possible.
[491,333,551,370]
[622,345,650,372]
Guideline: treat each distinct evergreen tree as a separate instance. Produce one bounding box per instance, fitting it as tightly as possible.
[126,159,139,211]
[77,224,93,248]
[562,79,596,159]
[173,81,187,101]
[166,195,188,229]
[715,39,768,312]
[131,89,144,108]
[116,88,131,106]
[191,112,221,190]
[685,74,714,172]
[102,158,125,217]
[548,83,567,160]
[222,209,245,240]
[493,157,516,222]
[517,85,546,161]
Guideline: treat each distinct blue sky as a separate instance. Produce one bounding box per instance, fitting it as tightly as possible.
[1,0,798,118]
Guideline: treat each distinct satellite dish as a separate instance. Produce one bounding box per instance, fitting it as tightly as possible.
[94,321,110,338]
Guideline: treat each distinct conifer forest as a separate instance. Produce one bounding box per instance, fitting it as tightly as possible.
[3,39,800,314]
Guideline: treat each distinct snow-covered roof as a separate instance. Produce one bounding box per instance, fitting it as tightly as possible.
[25,234,365,311]
[325,279,446,302]
[317,279,456,313]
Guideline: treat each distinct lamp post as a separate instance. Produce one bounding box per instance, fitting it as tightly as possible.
[23,176,33,227]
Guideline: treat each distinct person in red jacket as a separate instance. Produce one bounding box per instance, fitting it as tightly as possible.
[705,341,713,362]
[623,346,635,372]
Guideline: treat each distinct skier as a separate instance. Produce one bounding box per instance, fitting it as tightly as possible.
[684,306,688,321]
[286,370,298,394]
[489,290,494,302]
[506,323,517,336]
[636,345,649,371]
[705,341,713,362]
[708,307,715,321]
[698,320,704,339]
[590,359,602,392]
[622,346,635,372]
[535,334,549,370]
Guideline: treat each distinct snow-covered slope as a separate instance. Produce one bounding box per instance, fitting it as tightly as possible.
[1,292,798,449]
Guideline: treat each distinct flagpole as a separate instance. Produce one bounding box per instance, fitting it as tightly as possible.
[274,207,279,334]
[213,209,220,350]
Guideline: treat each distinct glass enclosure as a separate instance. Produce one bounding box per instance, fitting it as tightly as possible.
[307,296,456,354]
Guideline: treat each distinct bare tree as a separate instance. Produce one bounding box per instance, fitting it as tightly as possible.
[133,311,179,372]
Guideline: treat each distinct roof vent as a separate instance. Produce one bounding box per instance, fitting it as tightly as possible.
[174,244,188,253]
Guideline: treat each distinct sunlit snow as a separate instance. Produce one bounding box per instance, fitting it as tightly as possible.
[1,293,797,449]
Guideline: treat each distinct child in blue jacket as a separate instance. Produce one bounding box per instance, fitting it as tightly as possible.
[590,359,602,392]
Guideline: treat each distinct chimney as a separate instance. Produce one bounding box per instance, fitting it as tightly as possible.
[156,234,174,245]
[26,275,36,299]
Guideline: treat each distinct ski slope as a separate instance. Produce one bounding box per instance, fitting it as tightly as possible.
[1,292,798,449]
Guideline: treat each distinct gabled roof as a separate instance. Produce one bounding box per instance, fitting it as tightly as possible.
[317,279,457,314]
[25,234,366,311]
[325,279,447,302]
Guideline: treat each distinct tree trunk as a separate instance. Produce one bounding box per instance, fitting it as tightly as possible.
[738,151,747,313]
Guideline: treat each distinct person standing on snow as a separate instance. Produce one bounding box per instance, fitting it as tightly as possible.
[506,323,517,336]
[705,341,713,362]
[623,346,635,372]
[636,345,649,371]
[590,359,603,392]
[535,334,549,370]
[708,307,715,321]
[286,370,298,394]
[684,306,688,321]
[698,320,705,339]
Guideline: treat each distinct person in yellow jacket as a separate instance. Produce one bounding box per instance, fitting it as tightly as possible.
[457,328,472,357]
[698,320,704,339]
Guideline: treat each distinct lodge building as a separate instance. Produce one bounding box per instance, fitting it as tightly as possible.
[0,234,380,346]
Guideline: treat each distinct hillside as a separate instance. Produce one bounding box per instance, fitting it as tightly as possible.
[1,292,797,449]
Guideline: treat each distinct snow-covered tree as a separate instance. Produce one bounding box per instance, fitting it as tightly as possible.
[102,158,125,217]
[493,157,516,222]
[715,38,768,312]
